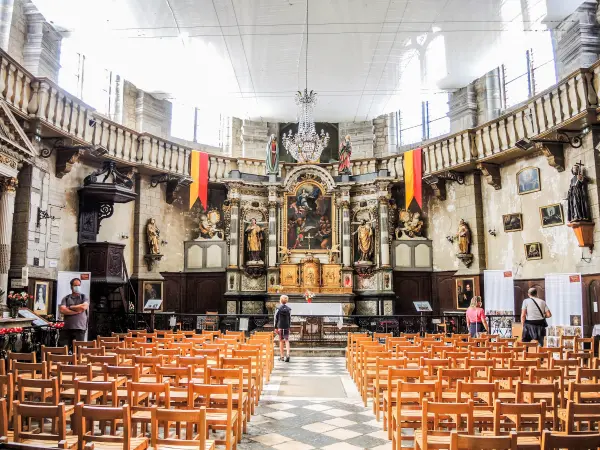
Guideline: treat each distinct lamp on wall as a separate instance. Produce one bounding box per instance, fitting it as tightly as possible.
[446,235,455,243]
[488,229,497,237]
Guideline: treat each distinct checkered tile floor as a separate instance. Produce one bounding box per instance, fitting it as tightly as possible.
[240,357,391,449]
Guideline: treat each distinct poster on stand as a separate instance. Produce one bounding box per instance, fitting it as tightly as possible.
[484,270,515,335]
[545,273,582,348]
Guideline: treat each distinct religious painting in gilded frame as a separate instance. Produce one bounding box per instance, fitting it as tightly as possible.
[525,242,542,260]
[455,278,475,310]
[517,167,541,195]
[539,203,564,228]
[284,180,335,252]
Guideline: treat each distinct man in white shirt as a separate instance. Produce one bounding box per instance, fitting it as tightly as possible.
[520,288,552,345]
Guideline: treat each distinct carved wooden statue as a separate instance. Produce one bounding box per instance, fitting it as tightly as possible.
[266,134,279,175]
[567,163,590,222]
[352,218,375,263]
[146,218,161,255]
[457,219,471,254]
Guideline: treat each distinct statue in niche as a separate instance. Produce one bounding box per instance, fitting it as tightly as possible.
[352,218,375,263]
[338,135,352,175]
[265,134,279,175]
[244,218,266,264]
[457,219,471,254]
[567,163,591,222]
[146,218,161,255]
[395,209,425,239]
[197,209,224,240]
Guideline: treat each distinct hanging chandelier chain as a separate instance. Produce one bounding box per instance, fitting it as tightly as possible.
[282,0,330,163]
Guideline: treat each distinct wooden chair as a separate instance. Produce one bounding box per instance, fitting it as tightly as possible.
[73,379,118,407]
[560,400,600,434]
[221,358,255,416]
[75,347,105,365]
[492,399,546,449]
[373,357,406,420]
[13,363,47,383]
[133,356,165,382]
[17,377,60,405]
[488,368,525,403]
[516,382,560,429]
[0,398,10,441]
[187,384,237,450]
[40,346,68,362]
[176,356,208,384]
[450,431,518,450]
[86,355,119,378]
[128,382,170,435]
[150,407,214,450]
[7,353,35,372]
[541,430,600,450]
[155,366,193,407]
[114,348,142,365]
[74,403,148,450]
[456,381,498,431]
[0,374,15,419]
[438,369,471,402]
[12,401,78,449]
[414,399,475,450]
[56,364,93,402]
[207,367,247,441]
[102,365,140,403]
[383,368,424,439]
[392,381,438,450]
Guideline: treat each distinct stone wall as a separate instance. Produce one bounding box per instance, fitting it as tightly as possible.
[339,121,374,159]
[7,0,25,64]
[241,120,269,159]
[425,130,600,278]
[135,89,172,139]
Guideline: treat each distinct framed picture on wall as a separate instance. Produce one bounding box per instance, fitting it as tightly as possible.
[502,213,523,232]
[142,281,163,311]
[456,278,475,310]
[525,242,542,260]
[539,203,564,227]
[517,167,541,195]
[33,281,49,315]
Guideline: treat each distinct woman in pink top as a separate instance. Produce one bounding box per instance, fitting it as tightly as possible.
[465,296,488,337]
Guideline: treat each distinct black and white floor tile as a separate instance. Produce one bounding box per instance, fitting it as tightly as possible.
[240,357,392,450]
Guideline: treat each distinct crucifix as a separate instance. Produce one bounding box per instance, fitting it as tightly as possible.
[304,231,316,250]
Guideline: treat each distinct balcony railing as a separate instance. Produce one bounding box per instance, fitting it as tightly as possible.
[0,50,192,179]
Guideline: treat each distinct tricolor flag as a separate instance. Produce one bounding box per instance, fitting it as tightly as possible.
[189,151,209,210]
[403,148,423,209]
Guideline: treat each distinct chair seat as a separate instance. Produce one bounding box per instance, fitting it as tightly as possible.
[21,434,79,449]
[84,437,148,450]
[132,410,152,421]
[414,430,451,448]
[207,411,238,423]
[155,442,215,450]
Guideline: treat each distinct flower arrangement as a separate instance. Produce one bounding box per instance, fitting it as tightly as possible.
[0,327,23,335]
[7,291,29,318]
[303,289,314,304]
[48,322,64,329]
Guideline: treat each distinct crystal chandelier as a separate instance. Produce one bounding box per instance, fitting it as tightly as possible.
[282,0,329,163]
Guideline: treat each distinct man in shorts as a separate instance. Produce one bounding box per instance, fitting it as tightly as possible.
[274,295,292,362]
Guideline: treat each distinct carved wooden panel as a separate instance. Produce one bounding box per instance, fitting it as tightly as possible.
[432,271,456,312]
[393,272,432,314]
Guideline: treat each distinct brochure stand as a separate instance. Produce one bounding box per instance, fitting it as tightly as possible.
[143,300,163,332]
[413,301,432,337]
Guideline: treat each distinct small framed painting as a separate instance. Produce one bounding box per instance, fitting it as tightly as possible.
[142,281,163,311]
[540,203,564,228]
[33,281,49,315]
[503,213,523,232]
[525,242,542,260]
[517,167,541,195]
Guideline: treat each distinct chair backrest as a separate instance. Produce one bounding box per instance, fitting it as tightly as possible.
[450,430,518,450]
[563,400,600,434]
[150,406,207,449]
[457,381,498,406]
[0,398,8,438]
[0,374,14,418]
[13,362,47,380]
[76,346,105,364]
[7,352,35,371]
[74,379,118,406]
[187,383,232,425]
[422,399,474,445]
[12,401,67,444]
[576,367,600,383]
[127,382,170,411]
[493,399,546,435]
[40,346,68,362]
[541,430,600,450]
[75,403,138,450]
[133,355,165,374]
[17,377,59,405]
[566,382,600,403]
[156,365,193,386]
[56,363,93,387]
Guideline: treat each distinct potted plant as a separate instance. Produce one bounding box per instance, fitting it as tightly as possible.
[7,291,29,319]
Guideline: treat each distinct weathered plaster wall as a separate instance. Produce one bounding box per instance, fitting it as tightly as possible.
[7,0,25,64]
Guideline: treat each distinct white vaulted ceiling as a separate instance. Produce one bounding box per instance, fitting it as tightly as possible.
[33,0,584,122]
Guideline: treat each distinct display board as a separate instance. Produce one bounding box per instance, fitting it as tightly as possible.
[545,273,583,347]
[55,271,92,318]
[484,270,515,335]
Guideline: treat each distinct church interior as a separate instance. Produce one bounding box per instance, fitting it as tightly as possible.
[0,0,599,449]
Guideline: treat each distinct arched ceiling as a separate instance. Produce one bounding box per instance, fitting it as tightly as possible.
[33,0,585,122]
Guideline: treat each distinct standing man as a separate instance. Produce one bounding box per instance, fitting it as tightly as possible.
[274,295,291,362]
[521,288,551,346]
[59,278,89,352]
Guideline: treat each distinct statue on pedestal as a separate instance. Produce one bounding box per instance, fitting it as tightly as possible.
[244,218,266,264]
[147,219,161,255]
[197,209,224,239]
[266,134,279,175]
[567,163,590,222]
[352,218,375,263]
[338,135,352,175]
[457,219,471,254]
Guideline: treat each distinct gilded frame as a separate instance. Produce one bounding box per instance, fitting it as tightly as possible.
[539,203,564,228]
[516,166,541,195]
[283,180,336,253]
[525,242,542,260]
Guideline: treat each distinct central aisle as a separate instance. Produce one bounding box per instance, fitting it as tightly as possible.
[240,356,391,450]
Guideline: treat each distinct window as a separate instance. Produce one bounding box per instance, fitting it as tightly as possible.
[58,40,84,99]
[171,103,222,147]
[425,93,450,139]
[397,93,449,146]
[502,32,556,108]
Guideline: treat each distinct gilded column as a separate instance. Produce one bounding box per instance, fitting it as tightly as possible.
[377,182,391,267]
[0,177,17,301]
[267,187,278,267]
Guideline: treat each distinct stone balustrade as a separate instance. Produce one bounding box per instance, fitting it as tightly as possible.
[0,50,192,178]
[422,66,598,175]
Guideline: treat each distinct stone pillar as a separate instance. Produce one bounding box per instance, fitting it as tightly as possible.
[484,69,502,122]
[339,187,351,267]
[112,75,124,124]
[228,198,240,268]
[0,177,17,300]
[377,183,391,267]
[23,1,62,82]
[448,83,477,134]
[0,0,14,52]
[554,1,600,80]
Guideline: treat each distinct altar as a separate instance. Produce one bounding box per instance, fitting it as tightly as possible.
[288,302,343,316]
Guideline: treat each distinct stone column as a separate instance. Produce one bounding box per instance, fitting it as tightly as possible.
[0,0,14,52]
[0,177,17,301]
[341,204,351,267]
[228,198,240,268]
[377,183,391,267]
[448,83,477,134]
[23,1,62,82]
